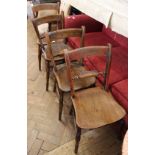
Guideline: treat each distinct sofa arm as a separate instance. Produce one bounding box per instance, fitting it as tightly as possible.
[65,14,104,33]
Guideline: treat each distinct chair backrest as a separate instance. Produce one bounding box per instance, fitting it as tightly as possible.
[64,45,112,96]
[32,2,60,18]
[32,11,64,43]
[44,26,85,68]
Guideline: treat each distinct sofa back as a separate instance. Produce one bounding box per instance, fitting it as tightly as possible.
[102,27,128,49]
[65,14,103,33]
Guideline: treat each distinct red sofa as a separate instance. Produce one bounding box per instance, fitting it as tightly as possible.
[65,14,128,127]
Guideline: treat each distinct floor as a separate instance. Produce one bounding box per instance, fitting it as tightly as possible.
[27,17,122,155]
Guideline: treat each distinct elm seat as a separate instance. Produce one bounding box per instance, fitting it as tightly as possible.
[72,87,126,129]
[54,64,96,92]
[43,41,71,62]
[44,41,70,60]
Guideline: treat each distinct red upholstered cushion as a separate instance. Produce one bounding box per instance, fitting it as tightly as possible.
[115,33,128,49]
[102,27,128,49]
[124,115,128,126]
[83,47,128,86]
[68,32,119,49]
[111,79,128,113]
[65,14,103,33]
[102,27,117,40]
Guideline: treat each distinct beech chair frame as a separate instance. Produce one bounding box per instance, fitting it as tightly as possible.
[45,26,85,91]
[64,45,114,153]
[32,12,64,91]
[45,26,93,119]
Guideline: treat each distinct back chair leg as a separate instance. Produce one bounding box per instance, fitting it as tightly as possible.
[38,44,42,71]
[69,104,74,115]
[59,89,64,121]
[75,125,81,154]
[53,77,57,92]
[46,60,50,91]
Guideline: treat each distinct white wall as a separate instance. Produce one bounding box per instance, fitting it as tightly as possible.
[61,0,128,37]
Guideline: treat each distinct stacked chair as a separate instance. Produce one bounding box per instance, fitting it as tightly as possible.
[32,2,60,18]
[31,2,126,154]
[32,3,65,90]
[63,46,126,153]
[44,27,96,121]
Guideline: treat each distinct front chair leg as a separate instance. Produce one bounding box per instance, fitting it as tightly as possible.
[46,60,50,91]
[118,119,126,140]
[59,90,64,121]
[75,125,81,154]
[38,44,42,71]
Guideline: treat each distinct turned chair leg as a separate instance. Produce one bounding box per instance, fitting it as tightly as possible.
[75,125,81,154]
[38,44,42,71]
[46,60,50,91]
[59,90,64,121]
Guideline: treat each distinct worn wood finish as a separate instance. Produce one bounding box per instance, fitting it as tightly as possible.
[44,42,69,60]
[64,45,126,153]
[53,64,96,92]
[28,20,123,155]
[44,26,85,67]
[47,27,85,42]
[72,87,126,129]
[32,12,64,91]
[45,26,98,122]
[32,12,64,40]
[44,26,85,91]
[32,2,60,18]
[64,45,112,97]
[72,70,101,79]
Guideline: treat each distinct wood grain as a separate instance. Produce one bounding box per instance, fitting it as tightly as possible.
[72,87,126,129]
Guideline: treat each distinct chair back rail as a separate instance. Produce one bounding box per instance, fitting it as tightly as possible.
[64,45,112,96]
[32,2,60,17]
[32,11,64,42]
[44,26,85,69]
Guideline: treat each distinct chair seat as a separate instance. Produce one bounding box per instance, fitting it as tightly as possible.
[72,87,126,129]
[38,10,58,18]
[43,42,71,61]
[54,64,96,92]
[51,42,70,57]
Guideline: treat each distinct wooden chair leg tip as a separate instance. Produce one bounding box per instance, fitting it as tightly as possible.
[74,148,78,154]
[59,116,61,121]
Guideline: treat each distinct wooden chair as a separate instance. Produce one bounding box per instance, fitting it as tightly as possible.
[32,12,64,90]
[32,2,60,18]
[45,27,97,118]
[64,46,126,153]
